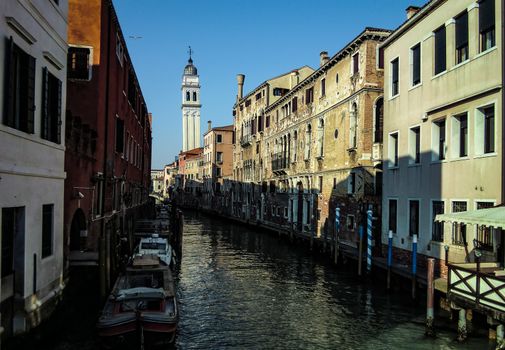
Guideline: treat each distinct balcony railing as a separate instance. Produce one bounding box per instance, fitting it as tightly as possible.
[448,262,505,314]
[271,153,288,172]
[240,134,253,147]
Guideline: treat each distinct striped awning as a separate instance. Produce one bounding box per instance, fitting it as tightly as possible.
[435,206,505,230]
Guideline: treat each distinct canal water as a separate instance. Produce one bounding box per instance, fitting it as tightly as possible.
[5,210,493,349]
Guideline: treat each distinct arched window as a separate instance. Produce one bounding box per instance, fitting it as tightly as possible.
[317,118,324,157]
[304,124,312,160]
[186,91,190,101]
[374,97,384,143]
[350,103,357,148]
[193,91,197,101]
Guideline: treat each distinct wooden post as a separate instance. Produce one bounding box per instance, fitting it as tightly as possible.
[457,308,467,342]
[334,207,340,264]
[497,324,505,349]
[366,210,372,273]
[425,258,435,337]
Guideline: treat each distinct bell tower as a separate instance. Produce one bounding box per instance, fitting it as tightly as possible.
[181,47,201,151]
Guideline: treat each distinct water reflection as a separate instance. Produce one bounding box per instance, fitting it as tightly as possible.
[176,211,491,350]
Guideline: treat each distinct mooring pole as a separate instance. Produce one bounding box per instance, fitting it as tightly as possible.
[358,225,363,276]
[366,210,372,273]
[497,324,505,349]
[334,207,340,264]
[457,308,467,342]
[426,258,435,337]
[387,230,393,290]
[411,234,418,299]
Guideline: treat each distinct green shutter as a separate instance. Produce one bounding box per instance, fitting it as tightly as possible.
[3,37,14,127]
[27,55,36,134]
[56,78,62,144]
[41,67,49,139]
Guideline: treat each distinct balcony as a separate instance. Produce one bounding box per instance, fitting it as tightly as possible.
[271,153,288,175]
[240,134,253,147]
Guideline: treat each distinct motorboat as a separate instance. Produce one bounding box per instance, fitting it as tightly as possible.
[97,255,178,348]
[134,234,175,267]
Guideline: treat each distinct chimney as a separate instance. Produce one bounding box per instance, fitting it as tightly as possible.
[236,74,245,100]
[290,70,299,89]
[320,51,329,66]
[207,120,212,131]
[406,6,421,20]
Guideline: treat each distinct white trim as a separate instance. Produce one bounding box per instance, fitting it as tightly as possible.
[429,198,446,243]
[408,124,422,165]
[407,198,421,238]
[389,56,400,98]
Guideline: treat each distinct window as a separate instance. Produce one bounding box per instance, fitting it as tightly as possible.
[347,215,355,231]
[292,97,298,112]
[266,115,270,128]
[389,132,399,167]
[217,152,223,162]
[305,87,314,104]
[479,0,495,51]
[42,204,53,258]
[455,12,469,64]
[388,199,397,234]
[116,33,124,65]
[452,201,467,245]
[374,98,384,143]
[40,68,62,144]
[432,119,446,161]
[432,201,444,242]
[1,207,24,277]
[484,106,495,153]
[128,71,137,110]
[321,78,326,97]
[115,118,124,153]
[452,113,468,157]
[409,200,420,237]
[349,103,357,148]
[318,176,323,192]
[391,58,399,96]
[186,91,190,101]
[216,167,221,177]
[317,118,324,157]
[336,73,339,84]
[378,47,384,69]
[255,92,261,101]
[434,26,446,75]
[193,91,197,101]
[411,44,421,86]
[352,52,359,75]
[348,172,356,194]
[409,126,420,164]
[476,201,494,250]
[3,38,36,133]
[68,47,91,80]
[304,124,312,160]
[217,134,222,143]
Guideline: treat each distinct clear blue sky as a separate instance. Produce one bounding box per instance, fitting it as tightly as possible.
[114,0,427,169]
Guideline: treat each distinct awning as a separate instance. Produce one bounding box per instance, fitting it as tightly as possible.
[435,206,505,230]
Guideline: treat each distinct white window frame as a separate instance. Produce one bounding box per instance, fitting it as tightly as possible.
[388,131,399,168]
[408,124,421,165]
[431,118,447,162]
[390,56,400,98]
[388,198,398,235]
[474,102,496,156]
[450,111,469,159]
[430,199,446,242]
[409,42,422,87]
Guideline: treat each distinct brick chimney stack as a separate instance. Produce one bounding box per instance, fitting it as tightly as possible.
[406,5,421,19]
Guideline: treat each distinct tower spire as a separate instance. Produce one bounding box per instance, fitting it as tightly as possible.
[188,45,193,63]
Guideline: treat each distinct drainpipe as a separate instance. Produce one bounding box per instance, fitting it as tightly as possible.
[100,1,113,300]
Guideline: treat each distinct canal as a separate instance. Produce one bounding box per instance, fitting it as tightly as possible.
[5,210,493,349]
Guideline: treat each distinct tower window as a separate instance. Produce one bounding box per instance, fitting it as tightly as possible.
[193,92,197,101]
[186,91,190,101]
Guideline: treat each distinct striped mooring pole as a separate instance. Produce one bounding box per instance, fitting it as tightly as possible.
[366,209,372,273]
[387,230,393,290]
[358,225,364,276]
[412,234,418,299]
[334,207,340,264]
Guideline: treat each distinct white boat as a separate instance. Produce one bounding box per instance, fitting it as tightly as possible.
[134,234,175,267]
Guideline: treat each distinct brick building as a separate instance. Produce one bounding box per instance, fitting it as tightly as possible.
[65,0,152,295]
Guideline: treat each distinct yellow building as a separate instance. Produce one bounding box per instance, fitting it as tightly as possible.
[261,27,391,241]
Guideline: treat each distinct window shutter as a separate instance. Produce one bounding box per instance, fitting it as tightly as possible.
[27,55,36,134]
[479,0,495,33]
[3,37,14,127]
[56,78,62,144]
[434,26,446,74]
[41,67,49,140]
[456,12,468,49]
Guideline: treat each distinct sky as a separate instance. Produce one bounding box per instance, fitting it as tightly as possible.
[113,0,427,169]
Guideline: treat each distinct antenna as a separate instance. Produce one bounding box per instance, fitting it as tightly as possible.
[188,46,193,59]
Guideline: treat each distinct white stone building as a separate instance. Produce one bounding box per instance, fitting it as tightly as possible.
[181,51,201,151]
[0,0,68,336]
